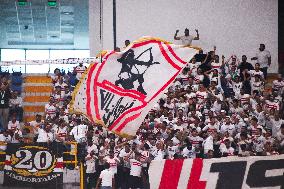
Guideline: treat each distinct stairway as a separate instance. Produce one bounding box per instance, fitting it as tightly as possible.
[22,74,53,122]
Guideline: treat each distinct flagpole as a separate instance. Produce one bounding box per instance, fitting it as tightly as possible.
[113,0,117,50]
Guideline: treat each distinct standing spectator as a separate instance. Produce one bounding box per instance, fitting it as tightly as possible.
[35,124,54,143]
[238,55,254,81]
[9,91,23,121]
[96,163,115,189]
[174,28,199,46]
[126,152,143,189]
[74,63,87,84]
[85,147,98,189]
[69,119,88,143]
[251,44,271,79]
[45,98,57,119]
[7,116,20,132]
[0,84,11,129]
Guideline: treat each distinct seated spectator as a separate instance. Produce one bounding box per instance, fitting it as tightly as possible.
[0,129,11,151]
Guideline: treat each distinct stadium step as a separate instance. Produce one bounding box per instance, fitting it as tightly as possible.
[23,74,52,122]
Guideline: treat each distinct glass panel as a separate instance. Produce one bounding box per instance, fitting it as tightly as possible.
[26,50,49,60]
[49,50,74,59]
[25,64,50,73]
[1,49,25,61]
[50,50,90,59]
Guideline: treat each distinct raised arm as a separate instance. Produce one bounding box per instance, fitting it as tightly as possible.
[221,55,225,66]
[174,30,181,40]
[194,29,199,40]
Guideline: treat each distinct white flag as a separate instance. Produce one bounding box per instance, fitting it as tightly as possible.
[71,37,199,136]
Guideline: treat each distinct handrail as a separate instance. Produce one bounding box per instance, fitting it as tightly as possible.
[63,141,78,165]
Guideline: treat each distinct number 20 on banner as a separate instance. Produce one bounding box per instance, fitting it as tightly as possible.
[10,146,56,177]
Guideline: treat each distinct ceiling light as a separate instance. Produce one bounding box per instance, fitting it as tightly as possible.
[62,12,73,15]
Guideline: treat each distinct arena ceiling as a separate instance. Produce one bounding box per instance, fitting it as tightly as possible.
[0,0,89,49]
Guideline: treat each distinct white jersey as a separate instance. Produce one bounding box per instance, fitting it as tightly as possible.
[85,154,96,173]
[188,135,204,147]
[54,126,68,142]
[45,103,57,118]
[248,70,264,81]
[11,129,22,143]
[251,81,264,92]
[74,65,87,80]
[104,156,120,174]
[130,159,142,177]
[7,121,20,131]
[233,82,242,94]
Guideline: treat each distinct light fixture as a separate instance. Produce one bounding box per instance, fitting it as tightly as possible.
[47,0,57,7]
[18,0,28,6]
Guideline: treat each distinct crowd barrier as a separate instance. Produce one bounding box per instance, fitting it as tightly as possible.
[149,155,284,189]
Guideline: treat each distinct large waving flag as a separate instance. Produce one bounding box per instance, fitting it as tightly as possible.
[71,37,199,136]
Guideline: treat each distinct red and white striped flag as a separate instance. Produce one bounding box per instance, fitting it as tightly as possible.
[71,37,198,136]
[149,155,284,189]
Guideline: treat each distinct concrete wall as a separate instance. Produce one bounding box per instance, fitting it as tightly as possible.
[89,0,278,72]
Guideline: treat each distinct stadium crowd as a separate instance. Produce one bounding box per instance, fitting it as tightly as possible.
[0,32,284,188]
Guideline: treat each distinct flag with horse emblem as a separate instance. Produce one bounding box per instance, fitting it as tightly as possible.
[71,37,199,136]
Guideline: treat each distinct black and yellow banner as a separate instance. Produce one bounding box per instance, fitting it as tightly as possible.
[3,143,63,188]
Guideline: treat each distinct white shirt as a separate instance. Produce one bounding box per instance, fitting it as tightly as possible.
[182,146,196,158]
[9,97,23,107]
[85,154,96,173]
[54,126,68,142]
[104,156,120,174]
[248,70,264,82]
[11,129,22,143]
[87,144,98,154]
[0,134,11,151]
[130,159,142,177]
[256,50,271,68]
[74,65,87,80]
[45,103,57,118]
[180,35,195,46]
[99,169,114,187]
[70,124,88,142]
[8,121,20,131]
[219,143,235,155]
[36,128,54,142]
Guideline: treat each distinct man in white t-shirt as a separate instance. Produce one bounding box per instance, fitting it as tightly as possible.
[174,28,199,46]
[96,163,115,189]
[124,152,143,189]
[69,119,88,143]
[103,151,120,175]
[36,124,54,143]
[85,149,98,189]
[251,44,271,79]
